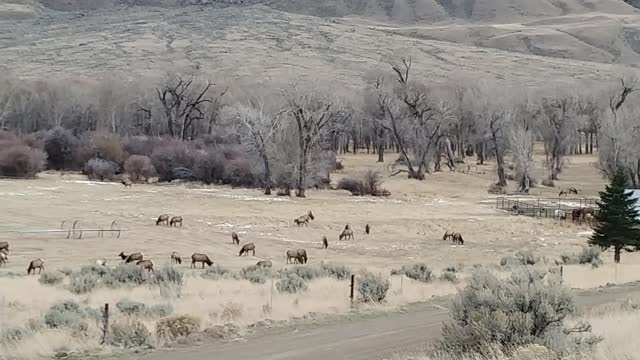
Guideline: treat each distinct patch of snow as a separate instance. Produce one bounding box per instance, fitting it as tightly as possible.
[65,180,119,186]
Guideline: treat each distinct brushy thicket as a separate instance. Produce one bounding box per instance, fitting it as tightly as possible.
[440,268,601,356]
[39,271,65,286]
[357,272,390,303]
[44,300,100,332]
[109,320,152,349]
[67,264,183,294]
[337,170,390,196]
[391,263,433,283]
[0,131,47,178]
[123,154,156,182]
[500,250,547,268]
[560,246,603,268]
[202,265,234,280]
[156,315,200,343]
[83,158,120,180]
[276,273,308,293]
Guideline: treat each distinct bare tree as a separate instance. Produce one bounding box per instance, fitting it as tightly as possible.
[227,96,283,195]
[539,92,579,180]
[157,76,212,140]
[281,82,335,197]
[507,118,535,193]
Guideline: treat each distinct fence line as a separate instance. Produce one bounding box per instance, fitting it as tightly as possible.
[495,196,599,221]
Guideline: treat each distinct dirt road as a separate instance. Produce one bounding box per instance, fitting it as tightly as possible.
[127,284,640,360]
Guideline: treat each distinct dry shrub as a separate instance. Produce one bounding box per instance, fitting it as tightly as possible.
[109,320,151,348]
[44,127,77,170]
[542,178,555,187]
[224,158,259,187]
[116,299,146,316]
[123,136,156,156]
[83,158,120,181]
[391,263,433,283]
[151,140,194,181]
[90,132,127,164]
[0,143,46,178]
[39,271,64,286]
[357,272,390,303]
[124,155,156,182]
[276,273,308,293]
[560,246,603,268]
[337,171,389,196]
[156,315,200,342]
[220,302,243,322]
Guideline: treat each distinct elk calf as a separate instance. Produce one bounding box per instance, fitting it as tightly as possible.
[27,258,45,275]
[156,214,170,226]
[170,251,182,265]
[137,259,154,272]
[239,243,256,256]
[191,253,213,268]
[170,216,183,227]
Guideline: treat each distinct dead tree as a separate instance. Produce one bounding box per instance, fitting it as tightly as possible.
[156,76,212,139]
[540,94,578,180]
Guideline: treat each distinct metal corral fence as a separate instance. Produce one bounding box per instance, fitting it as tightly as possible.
[496,197,599,220]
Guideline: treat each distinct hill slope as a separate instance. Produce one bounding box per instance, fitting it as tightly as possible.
[0,4,630,87]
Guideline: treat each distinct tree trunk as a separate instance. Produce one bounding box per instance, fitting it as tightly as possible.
[297,146,307,198]
[444,137,456,170]
[491,131,506,186]
[262,152,271,195]
[614,246,621,264]
[377,143,384,162]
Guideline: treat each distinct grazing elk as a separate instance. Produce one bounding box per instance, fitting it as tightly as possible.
[191,253,213,268]
[256,260,272,268]
[286,250,298,264]
[119,251,143,264]
[339,228,354,241]
[0,251,7,267]
[239,243,256,256]
[170,251,182,265]
[27,258,45,274]
[584,213,595,226]
[231,232,240,245]
[294,211,315,227]
[559,187,579,197]
[136,259,154,272]
[156,214,170,226]
[452,232,464,245]
[296,249,308,264]
[170,216,183,227]
[365,224,370,235]
[95,258,107,266]
[121,177,132,187]
[0,241,9,252]
[322,236,328,249]
[443,231,454,241]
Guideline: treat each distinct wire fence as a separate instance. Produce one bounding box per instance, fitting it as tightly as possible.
[496,196,599,221]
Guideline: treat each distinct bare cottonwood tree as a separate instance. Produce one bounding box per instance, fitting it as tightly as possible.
[539,92,578,180]
[281,82,336,197]
[507,119,535,193]
[156,75,212,139]
[227,95,283,195]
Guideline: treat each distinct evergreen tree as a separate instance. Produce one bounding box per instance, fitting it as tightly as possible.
[589,169,640,263]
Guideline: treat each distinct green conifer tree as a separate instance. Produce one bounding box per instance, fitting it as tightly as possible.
[589,169,640,263]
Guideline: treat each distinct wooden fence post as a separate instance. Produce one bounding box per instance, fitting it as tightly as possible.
[560,266,563,285]
[101,303,109,344]
[349,275,355,304]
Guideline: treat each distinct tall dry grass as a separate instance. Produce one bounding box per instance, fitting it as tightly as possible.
[0,274,455,359]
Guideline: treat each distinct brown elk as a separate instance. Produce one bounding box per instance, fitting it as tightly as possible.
[286,250,298,264]
[339,228,354,241]
[452,233,464,245]
[136,259,154,272]
[191,253,213,268]
[121,177,132,187]
[294,211,315,227]
[170,216,183,227]
[322,236,328,249]
[365,224,370,235]
[443,231,454,241]
[296,249,308,264]
[119,251,143,264]
[170,251,182,265]
[239,243,256,256]
[156,214,170,226]
[559,187,579,197]
[27,258,45,274]
[256,260,273,268]
[0,241,9,252]
[231,232,240,245]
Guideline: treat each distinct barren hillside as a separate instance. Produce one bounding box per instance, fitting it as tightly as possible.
[0,3,635,88]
